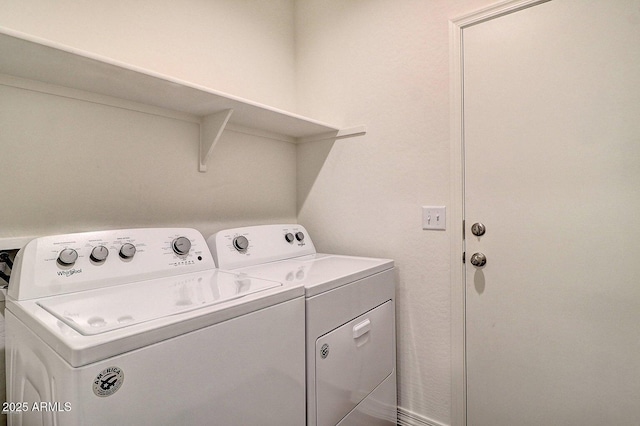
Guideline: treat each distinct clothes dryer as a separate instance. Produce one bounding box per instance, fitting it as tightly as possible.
[208,224,397,426]
[5,228,305,426]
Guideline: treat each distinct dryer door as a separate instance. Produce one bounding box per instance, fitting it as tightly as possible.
[315,300,394,426]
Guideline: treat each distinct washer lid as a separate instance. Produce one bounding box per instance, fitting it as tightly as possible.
[37,270,281,336]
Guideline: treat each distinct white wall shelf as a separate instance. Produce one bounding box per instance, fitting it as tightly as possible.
[0,28,366,172]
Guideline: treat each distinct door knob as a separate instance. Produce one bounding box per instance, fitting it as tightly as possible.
[470,252,487,267]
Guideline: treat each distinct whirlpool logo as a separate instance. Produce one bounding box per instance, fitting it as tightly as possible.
[57,268,82,277]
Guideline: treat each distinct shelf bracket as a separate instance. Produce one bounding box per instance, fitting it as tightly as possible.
[199,109,234,172]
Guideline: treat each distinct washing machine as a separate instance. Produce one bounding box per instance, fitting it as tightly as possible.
[5,228,305,426]
[208,224,397,426]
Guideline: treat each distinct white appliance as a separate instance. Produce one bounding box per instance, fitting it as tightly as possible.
[208,224,397,426]
[5,228,305,426]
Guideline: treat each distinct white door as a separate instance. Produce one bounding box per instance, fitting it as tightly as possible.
[463,1,640,425]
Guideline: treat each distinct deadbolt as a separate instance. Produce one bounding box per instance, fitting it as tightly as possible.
[470,252,487,267]
[471,222,486,236]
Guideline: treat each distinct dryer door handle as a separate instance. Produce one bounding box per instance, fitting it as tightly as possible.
[353,319,371,339]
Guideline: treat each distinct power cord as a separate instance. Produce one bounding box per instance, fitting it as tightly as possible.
[0,251,14,286]
[0,251,14,269]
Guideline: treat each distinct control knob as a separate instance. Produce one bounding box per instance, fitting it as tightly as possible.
[233,236,249,252]
[57,248,78,266]
[295,232,305,242]
[172,237,192,256]
[284,233,294,243]
[119,243,136,259]
[90,245,109,262]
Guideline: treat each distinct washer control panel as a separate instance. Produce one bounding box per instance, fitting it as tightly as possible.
[208,224,316,269]
[9,228,215,300]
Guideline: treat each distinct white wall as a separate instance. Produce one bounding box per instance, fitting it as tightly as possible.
[295,1,494,424]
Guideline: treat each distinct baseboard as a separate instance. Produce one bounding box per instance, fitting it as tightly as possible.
[397,406,448,426]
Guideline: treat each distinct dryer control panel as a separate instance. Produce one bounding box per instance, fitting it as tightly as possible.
[209,224,316,269]
[9,228,215,300]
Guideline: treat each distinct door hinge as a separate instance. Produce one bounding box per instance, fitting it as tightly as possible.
[463,251,466,263]
[462,219,466,240]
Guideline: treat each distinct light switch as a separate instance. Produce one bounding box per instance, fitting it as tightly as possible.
[422,206,446,230]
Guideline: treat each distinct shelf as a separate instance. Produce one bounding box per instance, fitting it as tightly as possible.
[0,28,365,172]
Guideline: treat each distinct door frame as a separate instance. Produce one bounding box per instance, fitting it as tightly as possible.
[448,1,550,425]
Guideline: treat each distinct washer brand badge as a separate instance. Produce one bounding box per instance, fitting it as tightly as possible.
[57,268,82,277]
[93,367,124,397]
